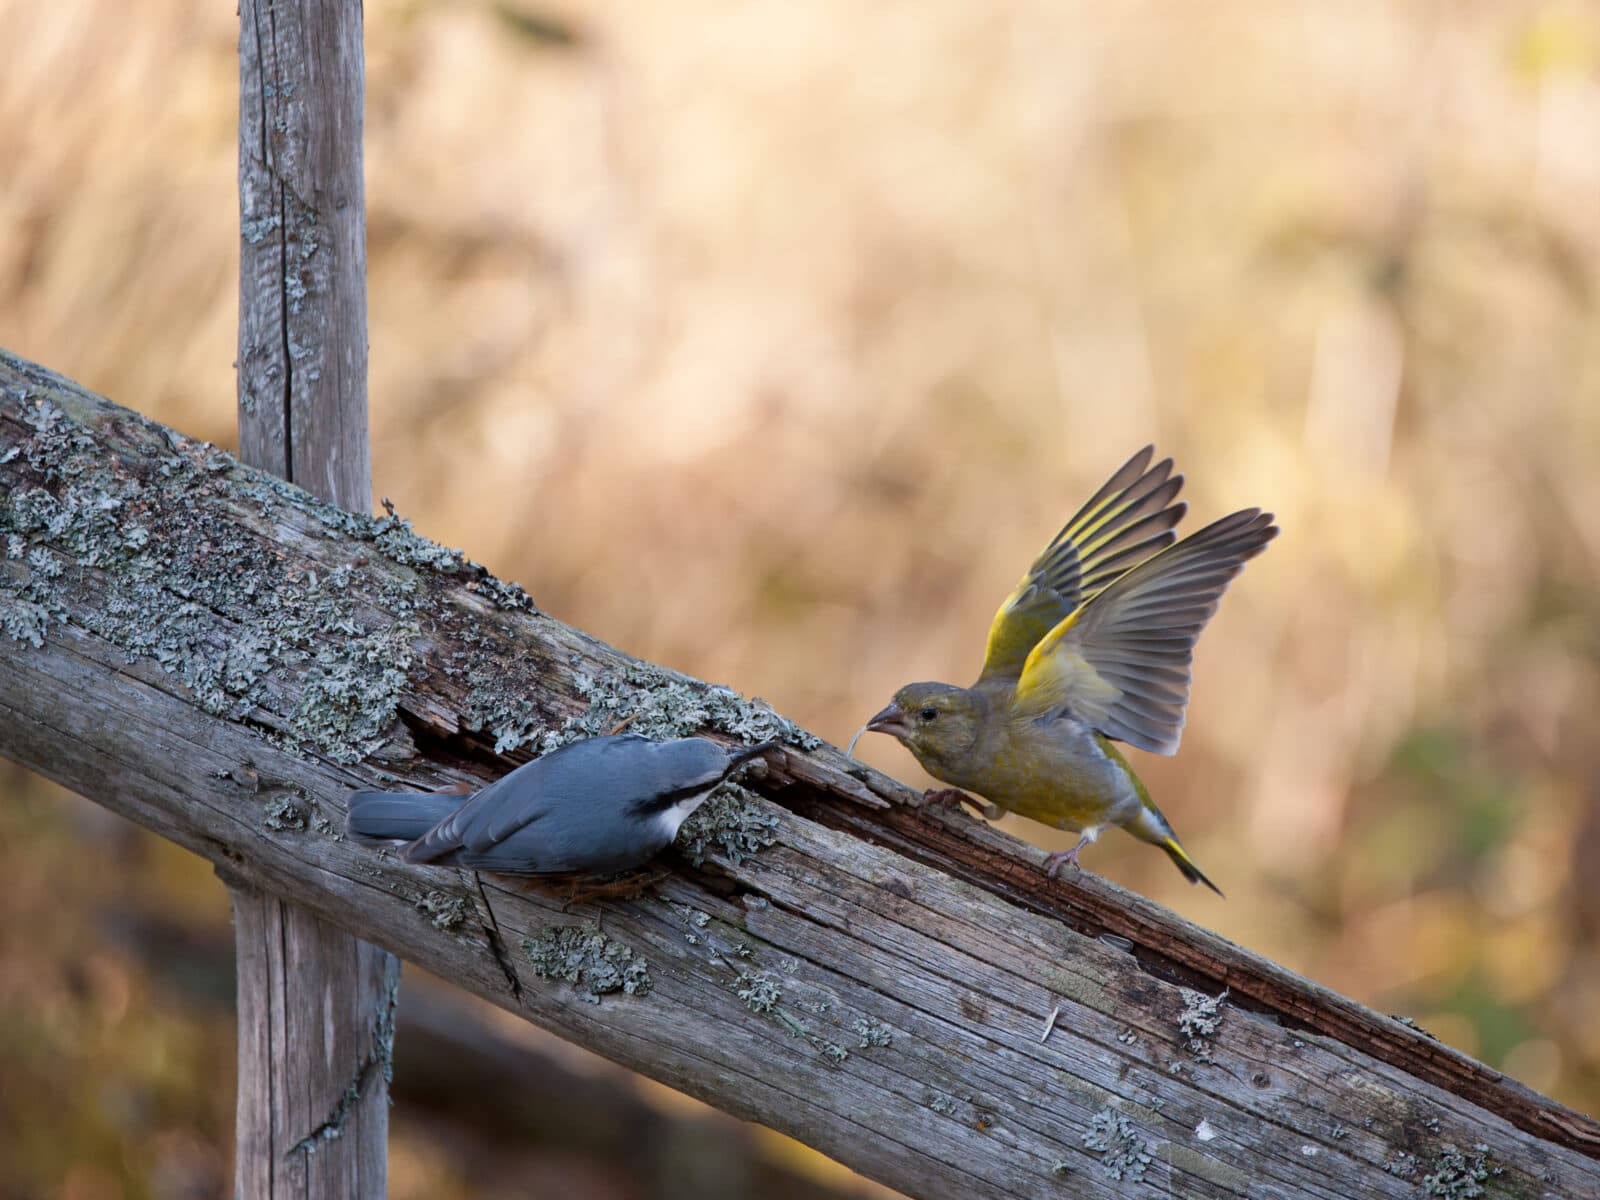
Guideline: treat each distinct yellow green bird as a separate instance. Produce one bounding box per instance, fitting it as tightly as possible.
[849,447,1276,895]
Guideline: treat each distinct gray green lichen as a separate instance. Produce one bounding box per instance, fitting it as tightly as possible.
[417,891,468,931]
[522,925,651,1003]
[461,665,546,755]
[725,964,846,1064]
[1082,1106,1154,1183]
[1177,987,1227,1061]
[291,622,419,764]
[1420,1144,1499,1198]
[735,970,783,1013]
[365,512,527,612]
[1385,1152,1420,1179]
[678,783,780,867]
[851,1017,893,1049]
[457,655,819,764]
[0,359,811,891]
[263,794,308,831]
[0,389,433,764]
[539,662,820,753]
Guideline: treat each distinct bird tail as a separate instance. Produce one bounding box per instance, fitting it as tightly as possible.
[1127,797,1225,897]
[346,791,464,845]
[1159,836,1225,898]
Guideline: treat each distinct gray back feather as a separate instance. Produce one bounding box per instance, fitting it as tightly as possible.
[402,734,735,874]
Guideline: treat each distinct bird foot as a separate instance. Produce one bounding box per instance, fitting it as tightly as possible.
[1043,847,1083,879]
[920,788,999,820]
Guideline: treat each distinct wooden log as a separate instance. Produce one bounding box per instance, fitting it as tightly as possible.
[1,349,1596,1198]
[234,1,396,1195]
[100,901,863,1199]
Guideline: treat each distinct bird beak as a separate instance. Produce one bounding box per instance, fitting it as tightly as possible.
[846,702,911,756]
[727,739,780,769]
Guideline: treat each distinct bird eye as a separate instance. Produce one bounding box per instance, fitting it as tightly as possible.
[919,706,938,722]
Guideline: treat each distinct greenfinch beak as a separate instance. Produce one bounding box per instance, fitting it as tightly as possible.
[846,702,911,757]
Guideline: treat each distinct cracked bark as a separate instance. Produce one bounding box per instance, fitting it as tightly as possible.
[2,351,1598,1199]
[472,873,524,1002]
[233,2,393,1196]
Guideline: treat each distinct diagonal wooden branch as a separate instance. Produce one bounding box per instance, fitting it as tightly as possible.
[1,348,1596,1199]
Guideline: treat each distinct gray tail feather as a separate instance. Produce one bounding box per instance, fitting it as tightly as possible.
[346,791,463,845]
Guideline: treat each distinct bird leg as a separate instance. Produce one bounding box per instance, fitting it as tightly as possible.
[920,788,1001,820]
[1044,828,1101,878]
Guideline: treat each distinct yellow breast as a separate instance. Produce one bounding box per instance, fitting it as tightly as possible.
[953,719,1131,833]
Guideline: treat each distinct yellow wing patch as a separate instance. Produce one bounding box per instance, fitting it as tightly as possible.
[977,447,1185,683]
[1011,507,1278,754]
[1012,613,1121,718]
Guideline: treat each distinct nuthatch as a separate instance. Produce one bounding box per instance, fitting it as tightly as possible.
[347,734,777,875]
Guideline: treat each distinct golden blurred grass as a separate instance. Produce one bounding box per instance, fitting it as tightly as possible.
[4,0,1600,1194]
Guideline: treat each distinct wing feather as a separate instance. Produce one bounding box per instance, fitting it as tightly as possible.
[978,447,1187,682]
[1013,508,1278,754]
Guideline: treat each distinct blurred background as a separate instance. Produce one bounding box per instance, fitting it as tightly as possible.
[3,0,1599,1195]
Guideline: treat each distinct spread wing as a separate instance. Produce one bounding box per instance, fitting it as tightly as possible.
[1012,508,1278,754]
[978,446,1187,682]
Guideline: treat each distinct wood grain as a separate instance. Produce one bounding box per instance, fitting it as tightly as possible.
[2,349,1596,1199]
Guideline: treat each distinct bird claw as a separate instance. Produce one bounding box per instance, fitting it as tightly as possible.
[1043,847,1081,878]
[1044,829,1099,878]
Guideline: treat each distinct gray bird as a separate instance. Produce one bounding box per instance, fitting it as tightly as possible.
[347,734,777,875]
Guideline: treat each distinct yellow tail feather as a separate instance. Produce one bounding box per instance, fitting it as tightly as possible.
[1162,837,1224,898]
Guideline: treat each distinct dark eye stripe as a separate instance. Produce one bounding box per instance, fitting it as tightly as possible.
[632,776,720,816]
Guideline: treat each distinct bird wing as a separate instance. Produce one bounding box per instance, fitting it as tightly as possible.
[402,734,731,867]
[403,734,658,862]
[978,446,1187,683]
[401,766,556,863]
[1011,508,1277,754]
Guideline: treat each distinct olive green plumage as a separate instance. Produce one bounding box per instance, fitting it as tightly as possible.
[851,446,1277,895]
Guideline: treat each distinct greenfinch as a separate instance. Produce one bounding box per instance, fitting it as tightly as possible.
[849,447,1276,895]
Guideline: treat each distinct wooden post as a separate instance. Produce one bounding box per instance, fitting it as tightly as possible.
[233,1,397,1195]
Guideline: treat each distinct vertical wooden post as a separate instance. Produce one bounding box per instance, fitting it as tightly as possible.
[234,1,398,1195]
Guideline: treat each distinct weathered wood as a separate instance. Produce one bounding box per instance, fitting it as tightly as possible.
[230,892,398,1197]
[235,2,393,1194]
[108,901,877,1200]
[238,0,369,498]
[2,350,1597,1199]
